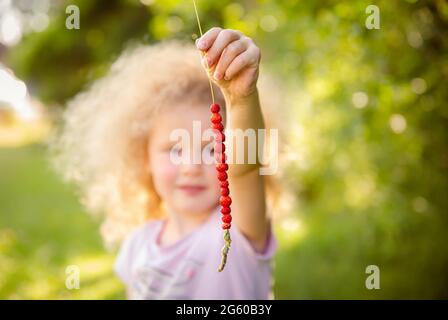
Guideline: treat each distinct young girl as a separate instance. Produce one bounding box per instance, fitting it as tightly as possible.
[53,27,278,299]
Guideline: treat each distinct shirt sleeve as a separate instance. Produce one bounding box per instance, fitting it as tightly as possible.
[231,219,277,261]
[114,236,133,287]
[114,225,146,287]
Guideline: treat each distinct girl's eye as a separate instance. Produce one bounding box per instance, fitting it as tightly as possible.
[202,145,215,163]
[170,145,182,155]
[203,145,214,155]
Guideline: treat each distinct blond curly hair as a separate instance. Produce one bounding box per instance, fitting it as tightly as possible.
[51,40,284,248]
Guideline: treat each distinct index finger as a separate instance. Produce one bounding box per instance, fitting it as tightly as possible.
[196,27,222,51]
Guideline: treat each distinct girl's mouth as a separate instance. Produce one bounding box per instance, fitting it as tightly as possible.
[178,185,206,195]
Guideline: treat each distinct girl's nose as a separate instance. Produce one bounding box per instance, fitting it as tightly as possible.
[179,149,203,175]
[180,162,202,176]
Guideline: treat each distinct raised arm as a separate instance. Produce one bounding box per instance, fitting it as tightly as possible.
[196,28,268,252]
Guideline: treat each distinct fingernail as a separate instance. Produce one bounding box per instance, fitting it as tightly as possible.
[197,39,206,50]
[224,75,229,81]
[214,71,222,80]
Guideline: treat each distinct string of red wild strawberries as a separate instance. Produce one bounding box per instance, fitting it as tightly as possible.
[193,0,232,272]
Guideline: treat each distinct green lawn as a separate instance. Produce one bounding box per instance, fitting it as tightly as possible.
[0,144,125,299]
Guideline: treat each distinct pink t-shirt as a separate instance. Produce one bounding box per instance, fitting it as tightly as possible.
[114,206,277,299]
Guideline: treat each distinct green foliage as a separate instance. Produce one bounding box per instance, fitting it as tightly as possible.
[8,0,152,104]
[0,145,124,299]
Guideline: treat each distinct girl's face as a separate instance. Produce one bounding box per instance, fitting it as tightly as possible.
[147,105,221,217]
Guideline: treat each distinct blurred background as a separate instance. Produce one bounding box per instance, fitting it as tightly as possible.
[1,0,447,299]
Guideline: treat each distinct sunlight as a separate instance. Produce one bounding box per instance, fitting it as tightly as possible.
[278,216,307,248]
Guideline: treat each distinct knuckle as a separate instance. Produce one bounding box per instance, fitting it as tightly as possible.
[221,29,234,39]
[248,52,258,65]
[242,35,252,44]
[227,42,240,54]
[238,55,248,66]
[250,46,261,60]
[230,29,243,37]
[210,27,222,33]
